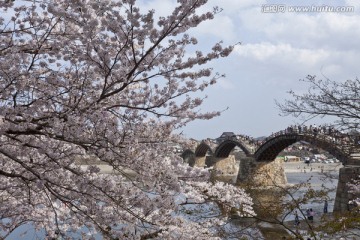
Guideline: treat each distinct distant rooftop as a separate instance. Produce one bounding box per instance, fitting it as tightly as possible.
[219,132,236,137]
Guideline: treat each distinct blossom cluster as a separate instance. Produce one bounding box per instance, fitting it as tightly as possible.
[0,0,252,238]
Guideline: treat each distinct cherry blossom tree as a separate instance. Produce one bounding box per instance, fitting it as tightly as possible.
[278,75,360,238]
[0,0,254,238]
[278,75,360,133]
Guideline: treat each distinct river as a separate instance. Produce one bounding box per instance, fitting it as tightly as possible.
[2,162,342,239]
[284,162,341,215]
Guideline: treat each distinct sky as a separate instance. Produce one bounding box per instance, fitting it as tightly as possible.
[139,0,360,140]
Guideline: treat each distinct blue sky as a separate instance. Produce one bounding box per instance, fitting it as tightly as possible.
[141,0,360,140]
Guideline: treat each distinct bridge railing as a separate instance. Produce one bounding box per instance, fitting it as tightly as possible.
[191,126,359,160]
[248,125,359,157]
[271,126,358,155]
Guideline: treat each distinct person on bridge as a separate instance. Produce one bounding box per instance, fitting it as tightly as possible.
[298,125,302,133]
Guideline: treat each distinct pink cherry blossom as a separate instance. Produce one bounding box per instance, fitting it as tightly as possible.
[0,0,253,238]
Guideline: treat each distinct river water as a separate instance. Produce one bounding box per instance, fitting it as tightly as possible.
[2,162,342,239]
[284,162,341,216]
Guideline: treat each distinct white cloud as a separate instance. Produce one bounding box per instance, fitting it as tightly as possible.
[235,43,330,67]
[136,0,360,138]
[239,7,360,50]
[319,64,343,77]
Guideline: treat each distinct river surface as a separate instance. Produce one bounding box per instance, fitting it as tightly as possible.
[2,162,342,239]
[284,162,341,216]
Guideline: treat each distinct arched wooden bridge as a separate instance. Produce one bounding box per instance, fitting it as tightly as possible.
[181,127,360,213]
[183,127,359,166]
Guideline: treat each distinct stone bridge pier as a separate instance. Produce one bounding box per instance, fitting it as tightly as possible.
[183,128,360,213]
[334,165,360,212]
[185,155,360,213]
[236,157,287,187]
[209,155,239,183]
[192,156,207,168]
[207,155,360,213]
[208,155,287,186]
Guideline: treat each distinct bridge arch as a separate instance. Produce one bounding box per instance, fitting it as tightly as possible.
[195,142,213,157]
[215,139,251,158]
[254,133,350,164]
